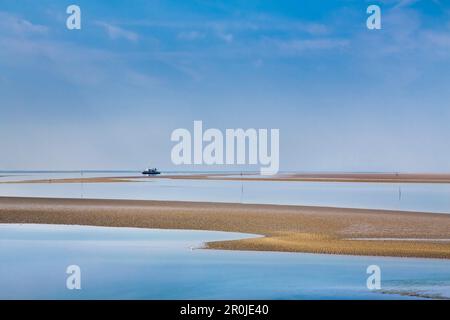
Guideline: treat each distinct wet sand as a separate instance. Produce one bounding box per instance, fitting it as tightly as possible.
[4,172,450,184]
[1,196,450,259]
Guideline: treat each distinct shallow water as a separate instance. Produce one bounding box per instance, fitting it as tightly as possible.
[0,224,449,300]
[1,172,450,213]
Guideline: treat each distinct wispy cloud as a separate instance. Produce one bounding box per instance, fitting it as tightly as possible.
[122,15,329,37]
[380,0,442,9]
[0,12,159,89]
[216,31,233,43]
[262,37,349,56]
[356,6,450,57]
[423,31,450,47]
[0,11,48,35]
[394,0,420,8]
[177,30,205,41]
[96,22,139,42]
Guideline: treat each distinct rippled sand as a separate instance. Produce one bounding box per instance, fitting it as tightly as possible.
[1,196,450,259]
[3,172,450,184]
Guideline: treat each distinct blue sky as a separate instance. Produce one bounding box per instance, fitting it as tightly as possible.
[1,0,450,172]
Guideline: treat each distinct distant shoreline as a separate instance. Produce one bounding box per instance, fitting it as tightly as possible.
[3,172,450,184]
[1,196,450,259]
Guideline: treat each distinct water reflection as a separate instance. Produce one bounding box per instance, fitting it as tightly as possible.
[0,172,450,213]
[1,224,449,299]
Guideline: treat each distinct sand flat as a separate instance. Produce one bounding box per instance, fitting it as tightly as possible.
[4,172,450,184]
[1,196,450,259]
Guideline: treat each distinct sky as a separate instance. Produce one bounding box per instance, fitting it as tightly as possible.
[0,0,450,172]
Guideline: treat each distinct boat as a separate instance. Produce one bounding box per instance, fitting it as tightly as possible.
[142,168,161,175]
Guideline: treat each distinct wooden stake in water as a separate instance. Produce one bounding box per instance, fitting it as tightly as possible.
[80,170,84,199]
[240,171,244,203]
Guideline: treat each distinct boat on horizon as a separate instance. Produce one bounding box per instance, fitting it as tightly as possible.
[142,168,161,175]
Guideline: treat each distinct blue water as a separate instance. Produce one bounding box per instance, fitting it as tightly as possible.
[1,172,450,213]
[1,173,449,299]
[1,224,449,300]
